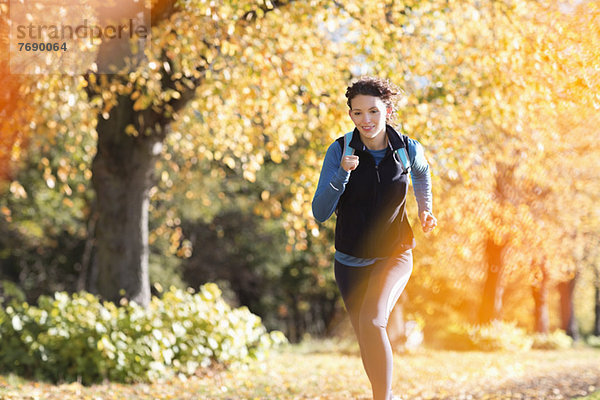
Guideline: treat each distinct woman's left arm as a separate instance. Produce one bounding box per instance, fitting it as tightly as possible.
[408,138,436,232]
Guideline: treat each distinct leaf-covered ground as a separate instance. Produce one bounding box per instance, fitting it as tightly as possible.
[1,341,599,399]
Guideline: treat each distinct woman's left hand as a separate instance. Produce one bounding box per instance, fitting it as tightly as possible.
[419,211,437,233]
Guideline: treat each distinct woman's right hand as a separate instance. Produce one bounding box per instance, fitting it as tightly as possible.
[341,155,360,172]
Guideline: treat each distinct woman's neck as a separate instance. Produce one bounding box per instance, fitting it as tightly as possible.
[360,129,388,151]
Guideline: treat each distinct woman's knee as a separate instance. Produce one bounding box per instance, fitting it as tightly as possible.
[359,311,388,332]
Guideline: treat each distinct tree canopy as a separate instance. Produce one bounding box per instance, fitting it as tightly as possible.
[1,0,599,340]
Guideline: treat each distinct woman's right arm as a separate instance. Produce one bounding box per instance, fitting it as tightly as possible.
[311,142,351,223]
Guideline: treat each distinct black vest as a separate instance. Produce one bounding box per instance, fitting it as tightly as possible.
[335,125,415,258]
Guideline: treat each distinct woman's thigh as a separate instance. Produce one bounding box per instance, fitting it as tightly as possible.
[334,260,373,327]
[359,250,413,329]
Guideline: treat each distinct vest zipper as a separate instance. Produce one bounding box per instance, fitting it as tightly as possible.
[375,165,381,183]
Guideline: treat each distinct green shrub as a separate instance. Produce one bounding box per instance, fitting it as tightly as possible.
[0,280,26,304]
[441,320,534,351]
[467,321,533,351]
[436,323,477,351]
[0,284,286,383]
[531,330,573,350]
[424,320,579,352]
[587,335,600,348]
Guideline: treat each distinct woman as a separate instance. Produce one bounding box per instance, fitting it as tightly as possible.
[312,76,436,400]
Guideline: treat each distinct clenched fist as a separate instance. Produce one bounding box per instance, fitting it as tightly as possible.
[420,211,437,233]
[341,155,359,172]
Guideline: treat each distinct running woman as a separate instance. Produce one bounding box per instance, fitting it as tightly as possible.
[312,76,436,400]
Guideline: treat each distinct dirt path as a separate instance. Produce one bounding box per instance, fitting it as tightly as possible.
[462,368,599,400]
[425,360,600,400]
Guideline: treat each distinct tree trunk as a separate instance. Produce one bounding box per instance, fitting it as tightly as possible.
[531,258,549,333]
[594,265,600,336]
[478,236,506,324]
[84,0,293,307]
[91,96,163,307]
[558,272,580,340]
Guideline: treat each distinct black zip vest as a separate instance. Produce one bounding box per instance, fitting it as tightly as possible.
[335,125,416,258]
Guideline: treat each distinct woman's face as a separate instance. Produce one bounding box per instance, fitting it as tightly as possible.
[348,94,390,141]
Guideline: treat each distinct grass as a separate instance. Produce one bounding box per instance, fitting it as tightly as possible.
[576,392,600,400]
[0,340,599,399]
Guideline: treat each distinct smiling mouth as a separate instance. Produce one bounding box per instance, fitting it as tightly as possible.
[362,125,375,130]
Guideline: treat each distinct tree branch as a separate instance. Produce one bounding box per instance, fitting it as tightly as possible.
[242,0,299,21]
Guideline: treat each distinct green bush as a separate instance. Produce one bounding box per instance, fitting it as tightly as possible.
[531,330,573,350]
[587,335,600,348]
[467,321,533,351]
[0,280,26,304]
[444,322,577,351]
[441,320,534,351]
[0,284,286,383]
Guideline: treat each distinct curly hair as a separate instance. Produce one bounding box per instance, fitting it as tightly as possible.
[345,76,401,124]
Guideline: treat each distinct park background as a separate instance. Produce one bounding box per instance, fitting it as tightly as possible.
[1,0,599,398]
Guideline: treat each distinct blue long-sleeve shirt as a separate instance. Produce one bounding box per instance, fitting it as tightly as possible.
[312,136,433,266]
